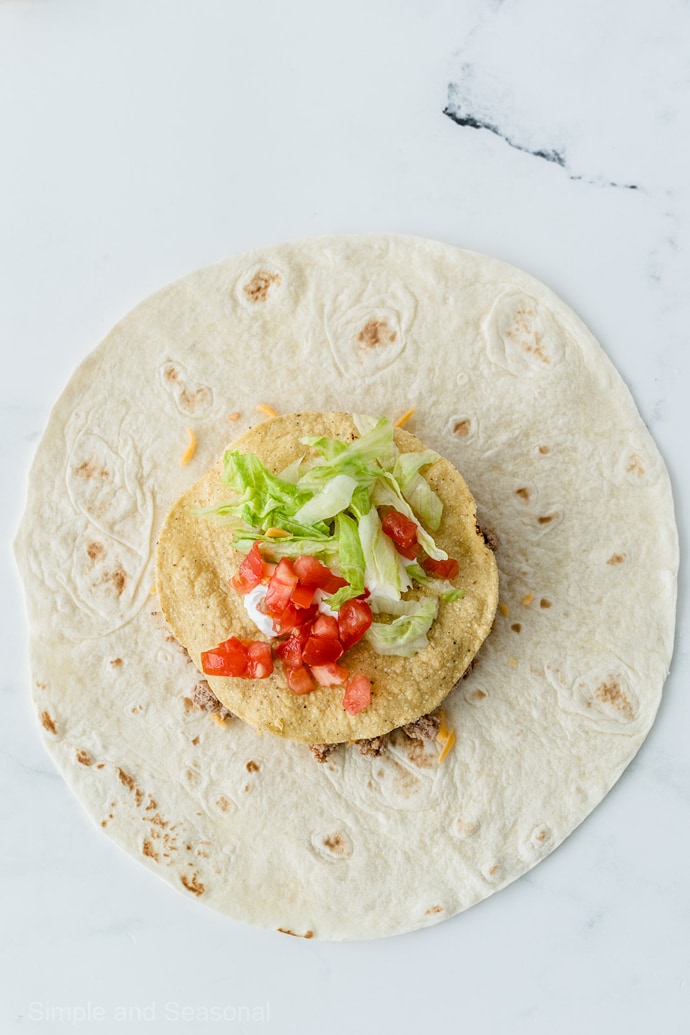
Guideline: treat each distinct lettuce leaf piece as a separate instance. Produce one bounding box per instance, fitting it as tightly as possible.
[357,507,411,603]
[323,512,366,609]
[294,474,359,525]
[365,598,439,657]
[298,416,398,491]
[392,450,443,532]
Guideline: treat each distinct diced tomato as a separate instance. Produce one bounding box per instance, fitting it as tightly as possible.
[293,555,348,594]
[302,635,344,666]
[422,555,459,579]
[275,633,304,669]
[286,665,316,695]
[264,557,299,617]
[310,662,350,687]
[381,508,420,560]
[245,640,273,679]
[201,636,248,677]
[337,598,373,650]
[230,542,264,594]
[291,583,317,609]
[272,602,318,635]
[342,674,371,715]
[261,560,276,582]
[310,613,339,639]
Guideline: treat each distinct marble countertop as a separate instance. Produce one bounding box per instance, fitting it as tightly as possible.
[1,1,688,1032]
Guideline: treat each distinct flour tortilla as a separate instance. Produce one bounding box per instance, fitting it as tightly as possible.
[15,235,678,939]
[156,412,499,743]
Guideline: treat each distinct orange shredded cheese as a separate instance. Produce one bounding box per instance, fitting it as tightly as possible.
[180,427,197,466]
[509,657,517,666]
[211,714,227,727]
[227,411,240,421]
[436,709,448,742]
[522,593,534,606]
[394,406,417,428]
[265,527,291,538]
[499,602,510,617]
[437,729,456,763]
[256,403,278,418]
[149,584,157,596]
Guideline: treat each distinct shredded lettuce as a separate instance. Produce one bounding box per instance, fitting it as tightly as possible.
[365,598,439,657]
[195,415,463,656]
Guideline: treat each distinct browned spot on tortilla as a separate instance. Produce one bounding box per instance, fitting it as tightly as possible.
[142,839,159,862]
[182,697,194,713]
[425,905,443,915]
[534,828,547,843]
[180,872,205,896]
[76,749,92,766]
[607,553,626,566]
[626,455,645,476]
[163,366,212,413]
[540,598,552,608]
[511,623,522,633]
[149,812,169,828]
[117,767,144,807]
[357,319,397,349]
[109,658,123,668]
[452,418,471,437]
[243,270,281,302]
[471,689,487,701]
[515,487,530,501]
[506,307,549,363]
[594,679,635,721]
[86,541,105,561]
[40,711,57,735]
[538,513,557,525]
[399,734,435,769]
[322,832,348,855]
[96,763,105,770]
[216,795,233,813]
[539,445,550,455]
[278,928,314,939]
[75,460,110,480]
[245,760,260,773]
[108,567,127,596]
[145,797,157,811]
[191,736,200,746]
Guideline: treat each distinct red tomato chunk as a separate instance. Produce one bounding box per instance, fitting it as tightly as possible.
[201,636,273,679]
[381,508,419,560]
[293,555,348,594]
[342,674,371,715]
[264,558,299,617]
[230,542,264,594]
[337,598,373,650]
[422,556,459,579]
[286,665,316,694]
[309,662,350,687]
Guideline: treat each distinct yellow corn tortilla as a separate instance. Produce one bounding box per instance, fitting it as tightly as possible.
[156,412,499,743]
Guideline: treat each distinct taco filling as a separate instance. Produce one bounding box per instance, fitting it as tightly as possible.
[157,412,499,746]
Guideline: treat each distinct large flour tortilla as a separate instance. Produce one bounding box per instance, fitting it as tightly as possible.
[156,412,499,743]
[15,236,677,939]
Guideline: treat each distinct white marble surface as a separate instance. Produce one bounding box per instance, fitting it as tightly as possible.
[1,1,688,1032]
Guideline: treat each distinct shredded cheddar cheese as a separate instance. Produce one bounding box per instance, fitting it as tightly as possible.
[437,729,456,763]
[394,406,417,428]
[256,403,278,418]
[149,584,157,596]
[509,657,517,666]
[227,411,240,421]
[522,593,534,606]
[499,602,510,617]
[435,709,455,763]
[180,427,197,466]
[211,714,227,727]
[265,527,291,538]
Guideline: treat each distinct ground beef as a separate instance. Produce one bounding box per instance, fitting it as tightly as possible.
[402,712,441,740]
[354,735,388,757]
[191,680,233,720]
[309,743,338,763]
